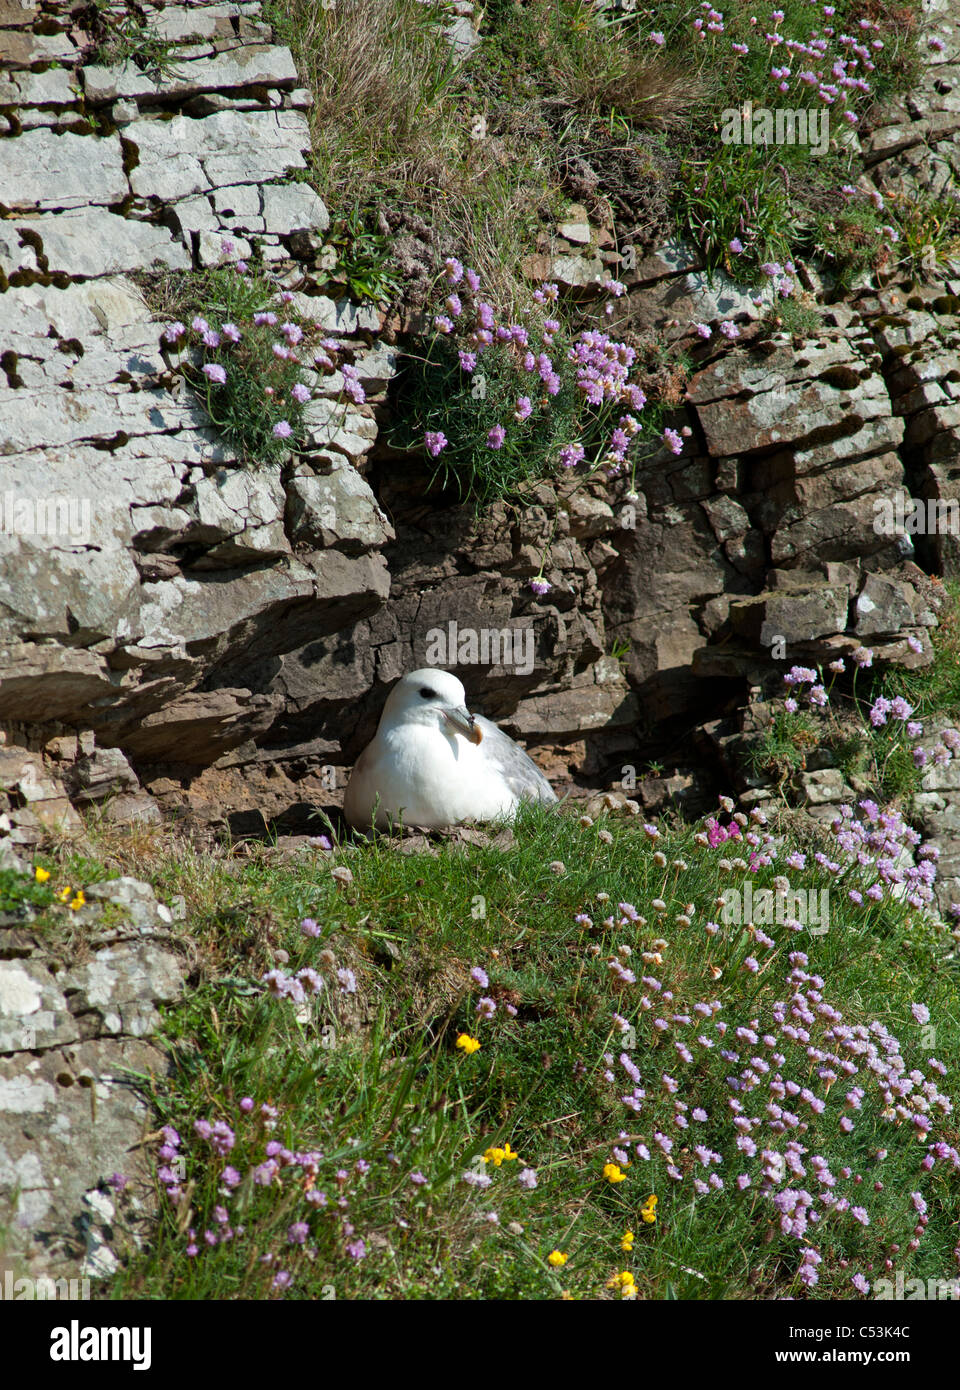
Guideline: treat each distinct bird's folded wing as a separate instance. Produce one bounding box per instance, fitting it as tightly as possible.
[473,715,557,803]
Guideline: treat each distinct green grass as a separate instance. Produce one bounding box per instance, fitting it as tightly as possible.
[757,293,823,338]
[13,796,949,1303]
[603,0,923,282]
[886,190,960,282]
[811,199,891,290]
[262,0,688,312]
[745,706,821,787]
[90,10,183,80]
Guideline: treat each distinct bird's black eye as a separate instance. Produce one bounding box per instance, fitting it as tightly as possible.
[419,686,436,699]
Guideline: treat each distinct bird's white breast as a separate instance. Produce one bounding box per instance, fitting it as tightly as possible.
[347,723,519,830]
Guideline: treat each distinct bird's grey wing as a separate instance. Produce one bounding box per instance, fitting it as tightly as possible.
[473,714,558,804]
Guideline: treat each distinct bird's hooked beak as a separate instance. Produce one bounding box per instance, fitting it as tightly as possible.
[443,704,484,745]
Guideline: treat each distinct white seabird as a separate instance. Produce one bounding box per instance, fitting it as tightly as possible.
[343,668,558,831]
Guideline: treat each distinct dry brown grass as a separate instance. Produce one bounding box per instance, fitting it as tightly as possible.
[551,46,705,130]
[83,815,174,877]
[274,0,560,309]
[269,0,685,311]
[282,0,462,205]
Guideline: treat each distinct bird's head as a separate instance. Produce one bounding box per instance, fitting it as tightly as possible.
[382,669,483,744]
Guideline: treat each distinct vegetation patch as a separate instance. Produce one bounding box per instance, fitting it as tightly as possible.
[389,258,693,504]
[50,797,957,1302]
[746,580,960,808]
[266,0,934,318]
[143,255,366,467]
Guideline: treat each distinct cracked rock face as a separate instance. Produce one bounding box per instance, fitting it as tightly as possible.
[0,130,128,211]
[1,208,191,280]
[0,1038,169,1280]
[0,870,185,1280]
[81,43,298,104]
[0,2,395,772]
[124,109,310,202]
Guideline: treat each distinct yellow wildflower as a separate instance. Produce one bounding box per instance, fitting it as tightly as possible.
[69,891,86,911]
[34,867,50,883]
[58,886,73,902]
[607,1269,635,1290]
[479,1144,520,1167]
[640,1194,658,1224]
[547,1250,567,1268]
[621,1230,635,1252]
[603,1162,627,1184]
[455,1033,481,1055]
